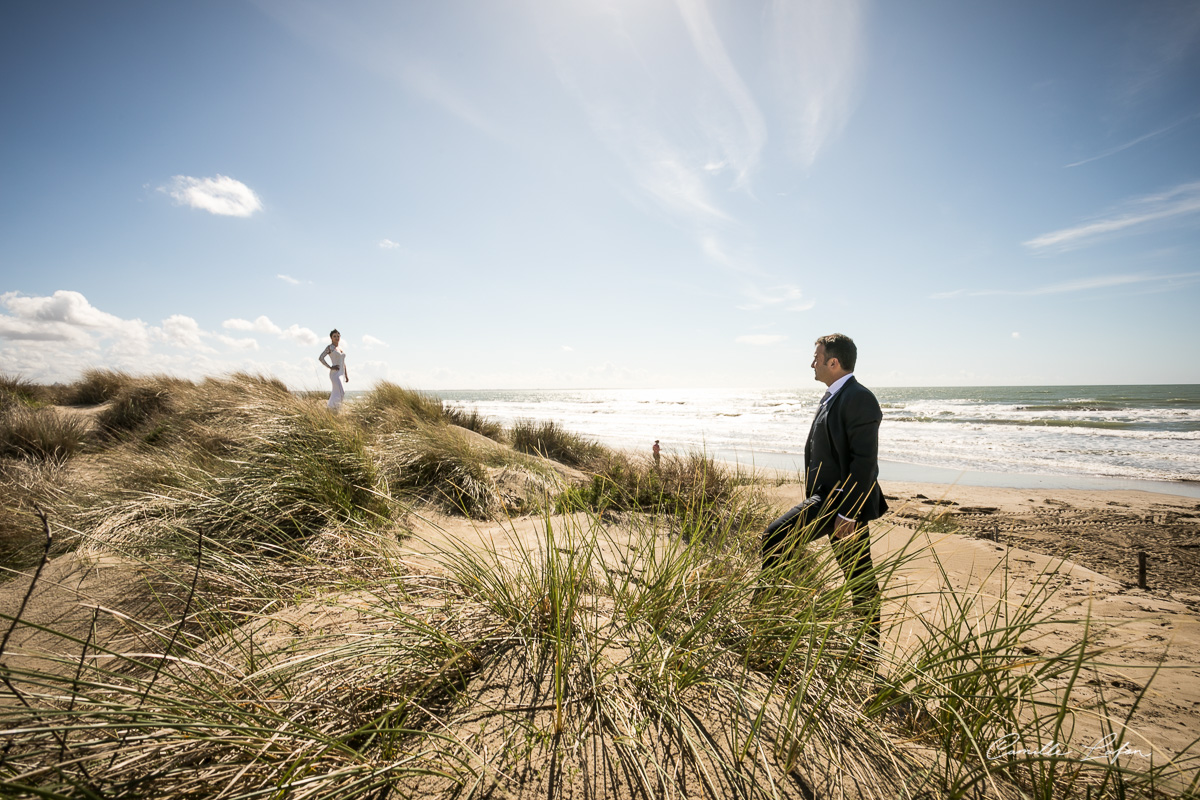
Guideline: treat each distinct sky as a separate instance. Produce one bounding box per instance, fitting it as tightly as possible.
[2,0,1199,390]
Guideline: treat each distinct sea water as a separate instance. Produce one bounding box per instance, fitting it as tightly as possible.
[429,385,1200,494]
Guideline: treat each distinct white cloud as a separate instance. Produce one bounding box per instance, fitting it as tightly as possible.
[736,334,786,346]
[378,239,401,249]
[222,314,323,347]
[0,290,149,350]
[218,334,259,351]
[277,274,301,285]
[1025,181,1200,251]
[223,315,282,334]
[362,334,387,347]
[282,324,321,346]
[932,271,1200,298]
[737,284,815,312]
[158,314,214,352]
[561,345,574,352]
[162,174,263,217]
[1012,332,1020,339]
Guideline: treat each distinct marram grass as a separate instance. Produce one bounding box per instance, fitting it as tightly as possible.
[0,372,1195,798]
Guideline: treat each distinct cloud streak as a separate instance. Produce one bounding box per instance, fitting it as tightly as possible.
[162,174,263,217]
[1065,113,1199,168]
[736,334,786,345]
[932,271,1200,299]
[737,284,815,311]
[1026,181,1200,251]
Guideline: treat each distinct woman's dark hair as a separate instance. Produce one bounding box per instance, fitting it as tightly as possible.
[330,329,340,337]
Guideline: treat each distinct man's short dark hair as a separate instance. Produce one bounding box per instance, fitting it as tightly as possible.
[330,329,340,337]
[815,333,857,372]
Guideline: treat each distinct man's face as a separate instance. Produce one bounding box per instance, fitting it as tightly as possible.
[811,343,837,386]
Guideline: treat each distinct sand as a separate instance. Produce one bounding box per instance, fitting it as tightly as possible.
[4,476,1198,779]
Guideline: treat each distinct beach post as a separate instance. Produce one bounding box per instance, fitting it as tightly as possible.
[1137,551,1148,589]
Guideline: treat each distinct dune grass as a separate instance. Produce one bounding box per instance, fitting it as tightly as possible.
[61,368,135,405]
[510,418,606,468]
[1,374,50,410]
[3,496,1193,798]
[556,449,775,546]
[1,373,1195,798]
[0,406,90,462]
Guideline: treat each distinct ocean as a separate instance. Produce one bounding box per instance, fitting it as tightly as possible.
[425,385,1200,496]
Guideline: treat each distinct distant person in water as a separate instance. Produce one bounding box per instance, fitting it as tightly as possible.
[318,329,348,410]
[653,439,661,467]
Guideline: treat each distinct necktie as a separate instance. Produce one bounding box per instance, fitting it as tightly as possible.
[808,391,830,448]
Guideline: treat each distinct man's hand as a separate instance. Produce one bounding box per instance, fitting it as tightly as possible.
[831,514,857,540]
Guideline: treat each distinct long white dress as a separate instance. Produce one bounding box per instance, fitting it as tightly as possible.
[321,344,346,409]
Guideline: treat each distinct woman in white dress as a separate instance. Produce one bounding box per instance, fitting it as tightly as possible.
[317,329,349,410]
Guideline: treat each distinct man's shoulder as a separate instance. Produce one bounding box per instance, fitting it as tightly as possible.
[838,378,882,413]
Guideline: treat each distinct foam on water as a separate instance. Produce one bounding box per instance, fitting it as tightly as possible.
[432,385,1200,486]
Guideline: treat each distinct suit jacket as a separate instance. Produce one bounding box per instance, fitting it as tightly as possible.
[801,376,887,535]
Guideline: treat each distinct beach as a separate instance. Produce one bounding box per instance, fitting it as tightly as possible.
[436,384,1200,490]
[4,376,1199,796]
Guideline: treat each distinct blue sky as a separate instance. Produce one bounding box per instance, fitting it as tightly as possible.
[2,0,1199,390]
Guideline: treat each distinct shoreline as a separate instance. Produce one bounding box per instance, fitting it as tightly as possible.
[703,447,1200,499]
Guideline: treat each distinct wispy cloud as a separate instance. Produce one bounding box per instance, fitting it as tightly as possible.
[736,334,786,346]
[1026,181,1200,251]
[362,334,387,347]
[701,236,762,274]
[674,0,766,188]
[542,3,748,226]
[1065,113,1199,168]
[768,0,866,168]
[401,62,500,137]
[378,239,401,249]
[932,271,1200,299]
[277,273,301,285]
[162,174,262,217]
[635,148,732,223]
[737,284,815,311]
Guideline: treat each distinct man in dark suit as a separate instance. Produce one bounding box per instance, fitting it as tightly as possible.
[761,333,887,645]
